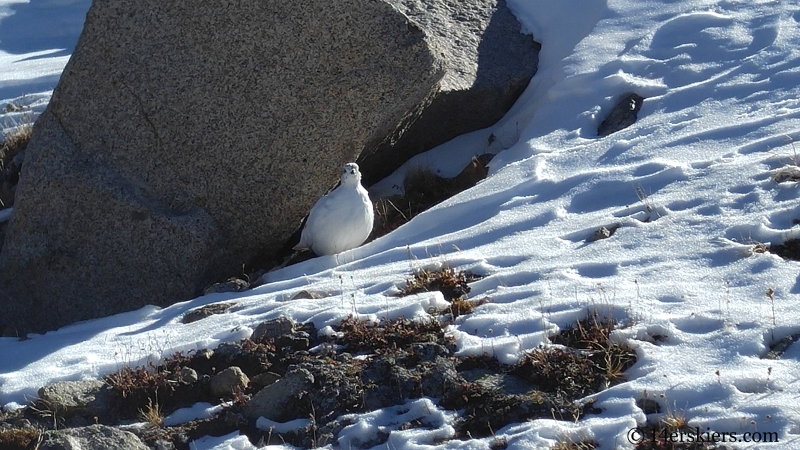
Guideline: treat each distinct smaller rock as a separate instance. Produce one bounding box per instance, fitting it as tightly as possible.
[409,342,452,361]
[36,380,110,420]
[243,367,315,421]
[251,317,295,343]
[2,103,22,113]
[291,290,326,300]
[460,369,534,396]
[764,333,800,359]
[203,278,250,295]
[636,397,661,415]
[586,223,621,242]
[182,302,236,324]
[4,150,24,184]
[39,424,148,450]
[153,439,176,450]
[193,348,213,361]
[179,366,198,384]
[250,371,282,388]
[275,331,311,352]
[597,93,644,137]
[420,357,461,399]
[209,366,250,398]
[212,342,243,361]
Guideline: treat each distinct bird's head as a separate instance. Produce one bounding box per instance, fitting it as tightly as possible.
[341,162,362,185]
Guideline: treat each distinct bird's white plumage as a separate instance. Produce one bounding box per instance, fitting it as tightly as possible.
[294,163,374,256]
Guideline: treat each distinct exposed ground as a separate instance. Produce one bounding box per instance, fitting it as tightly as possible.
[0,268,656,450]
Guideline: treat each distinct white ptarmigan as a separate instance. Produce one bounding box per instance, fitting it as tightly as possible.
[293,163,374,256]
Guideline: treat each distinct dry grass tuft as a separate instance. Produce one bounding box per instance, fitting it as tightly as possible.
[515,347,605,399]
[398,267,480,302]
[0,114,33,208]
[138,396,164,427]
[550,313,637,385]
[660,407,688,431]
[1,116,32,171]
[551,313,617,349]
[0,427,40,450]
[104,351,194,418]
[335,315,448,353]
[1,113,31,149]
[552,439,597,450]
[516,313,637,397]
[445,296,490,319]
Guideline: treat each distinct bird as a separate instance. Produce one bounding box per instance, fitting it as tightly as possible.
[293,162,374,256]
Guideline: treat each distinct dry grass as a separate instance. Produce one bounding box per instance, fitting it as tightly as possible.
[0,114,33,208]
[138,397,164,427]
[551,313,617,349]
[552,440,597,450]
[632,398,724,449]
[441,314,635,445]
[515,347,604,398]
[28,397,63,429]
[139,398,164,428]
[335,315,447,353]
[516,314,637,398]
[0,115,32,172]
[398,267,480,302]
[550,313,637,385]
[104,350,194,418]
[0,428,40,450]
[444,296,491,319]
[771,139,800,182]
[397,266,488,319]
[660,407,688,431]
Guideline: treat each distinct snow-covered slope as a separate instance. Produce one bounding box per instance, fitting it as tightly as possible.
[2,0,800,448]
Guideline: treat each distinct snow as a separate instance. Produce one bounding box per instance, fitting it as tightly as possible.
[163,402,226,427]
[2,0,800,448]
[0,0,87,102]
[336,399,456,449]
[256,417,314,434]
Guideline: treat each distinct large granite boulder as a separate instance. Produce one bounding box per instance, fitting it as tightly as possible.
[0,0,444,334]
[358,0,539,185]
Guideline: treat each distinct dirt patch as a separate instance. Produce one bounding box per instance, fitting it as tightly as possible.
[0,305,640,448]
[764,333,800,359]
[768,238,800,260]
